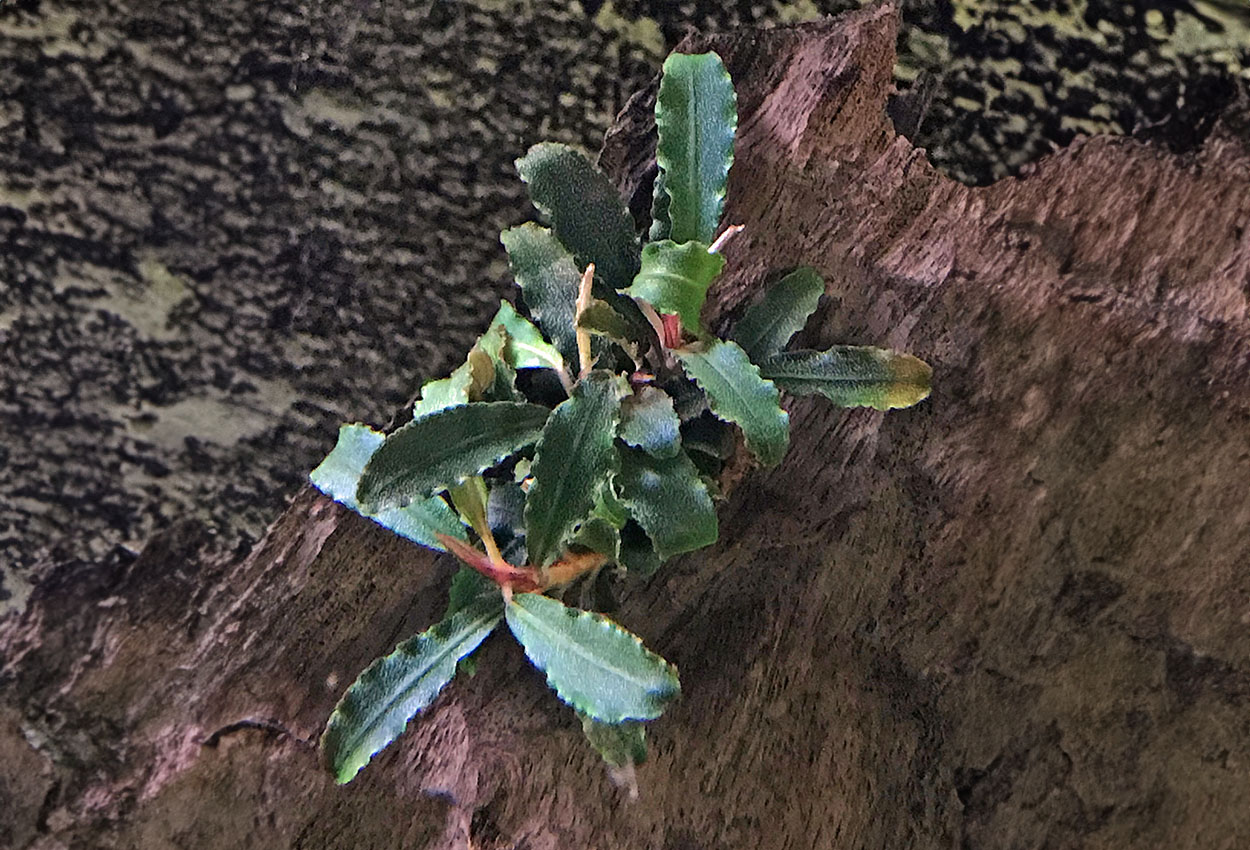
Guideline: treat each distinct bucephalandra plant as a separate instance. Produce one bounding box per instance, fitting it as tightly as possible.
[310,50,931,789]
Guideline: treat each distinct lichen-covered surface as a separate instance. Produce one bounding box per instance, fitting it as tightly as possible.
[1,0,1247,615]
[5,9,1250,848]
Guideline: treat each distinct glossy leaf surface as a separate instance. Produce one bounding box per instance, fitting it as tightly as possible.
[654,52,737,244]
[524,372,622,567]
[488,300,565,373]
[758,346,933,410]
[310,424,466,551]
[730,267,824,360]
[358,402,549,509]
[505,592,679,722]
[321,595,503,784]
[616,446,717,559]
[625,240,725,335]
[516,142,640,290]
[676,339,790,466]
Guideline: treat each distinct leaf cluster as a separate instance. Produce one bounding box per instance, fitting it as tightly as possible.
[310,51,932,786]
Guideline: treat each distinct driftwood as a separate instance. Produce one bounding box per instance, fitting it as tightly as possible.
[5,5,1250,847]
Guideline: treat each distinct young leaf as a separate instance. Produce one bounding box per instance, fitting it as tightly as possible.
[618,386,682,459]
[625,240,725,335]
[357,402,550,510]
[310,424,467,551]
[580,714,647,768]
[524,372,623,568]
[411,326,509,420]
[655,52,737,244]
[676,340,790,466]
[502,223,581,369]
[515,142,641,290]
[616,446,717,560]
[757,346,933,410]
[730,267,825,360]
[505,592,680,722]
[488,300,565,374]
[321,594,504,784]
[577,299,635,344]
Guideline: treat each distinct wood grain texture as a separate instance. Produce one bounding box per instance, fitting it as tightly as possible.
[4,5,1250,848]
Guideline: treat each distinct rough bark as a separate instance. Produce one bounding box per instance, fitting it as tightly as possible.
[5,5,1250,848]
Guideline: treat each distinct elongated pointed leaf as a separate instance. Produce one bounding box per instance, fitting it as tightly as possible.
[730,267,825,360]
[311,424,467,551]
[502,223,581,369]
[321,594,503,784]
[516,142,641,290]
[616,446,717,560]
[581,714,647,768]
[618,387,681,459]
[758,347,933,410]
[489,300,565,373]
[655,52,737,244]
[676,340,789,466]
[358,402,550,509]
[525,372,623,567]
[625,240,725,335]
[505,593,679,722]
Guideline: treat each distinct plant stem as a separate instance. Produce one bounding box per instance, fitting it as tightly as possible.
[575,262,595,379]
[708,223,744,254]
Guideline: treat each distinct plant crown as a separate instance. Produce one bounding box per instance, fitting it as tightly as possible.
[310,51,931,788]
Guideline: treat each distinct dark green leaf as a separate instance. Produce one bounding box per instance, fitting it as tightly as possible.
[502,223,581,369]
[654,52,737,244]
[321,594,503,784]
[577,299,634,343]
[524,372,623,567]
[618,521,661,577]
[486,480,527,543]
[730,267,825,360]
[625,240,725,335]
[444,568,496,618]
[618,387,681,459]
[515,142,641,290]
[358,402,550,510]
[505,592,680,722]
[616,446,717,560]
[310,424,467,551]
[488,300,565,374]
[580,714,647,768]
[571,516,621,562]
[676,340,789,466]
[593,479,630,530]
[757,346,933,410]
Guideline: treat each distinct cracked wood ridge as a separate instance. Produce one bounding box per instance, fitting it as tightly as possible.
[5,4,1250,849]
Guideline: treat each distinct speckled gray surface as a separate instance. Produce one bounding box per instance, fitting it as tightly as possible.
[2,0,1247,614]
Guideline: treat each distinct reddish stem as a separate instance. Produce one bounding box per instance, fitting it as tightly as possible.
[660,313,683,349]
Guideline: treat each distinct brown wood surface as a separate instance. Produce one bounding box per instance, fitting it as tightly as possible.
[4,5,1250,848]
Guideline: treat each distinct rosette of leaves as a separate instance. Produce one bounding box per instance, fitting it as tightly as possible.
[309,51,932,787]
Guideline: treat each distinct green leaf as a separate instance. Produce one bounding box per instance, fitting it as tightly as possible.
[676,340,790,466]
[321,594,503,784]
[488,300,565,374]
[625,240,725,335]
[505,593,679,722]
[524,372,623,567]
[655,52,737,244]
[577,299,635,343]
[618,521,661,577]
[618,386,681,459]
[411,328,506,420]
[571,516,621,562]
[310,424,467,551]
[515,142,641,290]
[580,714,647,768]
[502,223,581,369]
[757,346,933,410]
[648,169,671,242]
[593,479,630,530]
[444,568,496,618]
[616,446,717,560]
[730,267,825,360]
[357,402,550,510]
